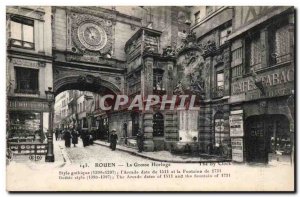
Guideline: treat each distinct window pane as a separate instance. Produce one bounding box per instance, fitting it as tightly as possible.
[16,67,38,92]
[11,21,22,40]
[250,36,262,68]
[217,73,224,82]
[23,24,34,42]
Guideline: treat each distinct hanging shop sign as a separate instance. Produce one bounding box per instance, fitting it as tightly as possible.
[229,110,244,137]
[231,138,244,162]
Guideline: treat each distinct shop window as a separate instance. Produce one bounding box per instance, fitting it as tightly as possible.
[245,33,262,72]
[8,112,41,142]
[82,117,88,129]
[153,69,164,91]
[153,112,164,137]
[245,115,291,163]
[10,17,34,49]
[131,112,139,136]
[15,67,39,94]
[269,19,292,65]
[91,117,97,128]
[220,26,232,45]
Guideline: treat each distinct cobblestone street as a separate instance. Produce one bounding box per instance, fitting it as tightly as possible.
[56,138,151,164]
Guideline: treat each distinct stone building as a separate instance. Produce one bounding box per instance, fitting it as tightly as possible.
[7,6,295,164]
[6,6,53,143]
[227,6,295,163]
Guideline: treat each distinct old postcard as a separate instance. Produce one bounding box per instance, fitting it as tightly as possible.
[6,6,295,191]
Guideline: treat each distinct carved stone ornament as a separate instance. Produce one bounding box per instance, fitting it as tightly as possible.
[70,12,113,56]
[200,40,217,54]
[215,54,224,64]
[175,31,200,54]
[77,74,101,85]
[173,81,184,95]
[162,46,176,57]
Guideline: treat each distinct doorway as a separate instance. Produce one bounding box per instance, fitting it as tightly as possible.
[245,115,290,163]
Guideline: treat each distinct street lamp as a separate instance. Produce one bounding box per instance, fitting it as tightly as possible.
[45,87,55,162]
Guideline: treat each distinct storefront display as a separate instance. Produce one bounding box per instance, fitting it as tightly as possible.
[8,112,45,143]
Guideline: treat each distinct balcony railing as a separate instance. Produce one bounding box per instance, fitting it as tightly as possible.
[212,86,224,98]
[10,38,35,50]
[272,53,292,65]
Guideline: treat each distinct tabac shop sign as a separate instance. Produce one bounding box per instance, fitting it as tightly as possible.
[232,67,294,99]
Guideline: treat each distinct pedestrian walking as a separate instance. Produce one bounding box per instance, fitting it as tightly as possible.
[89,131,94,145]
[81,130,89,147]
[136,129,144,153]
[110,129,118,151]
[64,129,72,148]
[55,129,59,141]
[59,129,63,140]
[71,129,79,147]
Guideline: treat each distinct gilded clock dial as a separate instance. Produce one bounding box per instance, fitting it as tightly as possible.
[78,22,107,51]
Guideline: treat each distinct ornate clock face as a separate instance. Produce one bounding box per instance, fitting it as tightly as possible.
[77,22,107,51]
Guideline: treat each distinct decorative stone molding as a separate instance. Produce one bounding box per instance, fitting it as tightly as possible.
[77,74,101,85]
[162,46,176,57]
[215,54,224,64]
[6,6,45,21]
[200,40,217,55]
[11,58,39,69]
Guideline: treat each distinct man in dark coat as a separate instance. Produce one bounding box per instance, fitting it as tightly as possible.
[81,130,89,147]
[136,129,144,153]
[55,129,59,141]
[110,129,118,151]
[71,129,79,147]
[64,129,72,148]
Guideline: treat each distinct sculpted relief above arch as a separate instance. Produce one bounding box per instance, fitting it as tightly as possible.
[175,49,206,99]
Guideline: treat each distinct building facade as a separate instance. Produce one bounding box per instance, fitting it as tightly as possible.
[6,6,295,164]
[6,6,53,144]
[227,6,295,163]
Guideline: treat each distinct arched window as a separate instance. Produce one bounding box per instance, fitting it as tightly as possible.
[153,112,164,137]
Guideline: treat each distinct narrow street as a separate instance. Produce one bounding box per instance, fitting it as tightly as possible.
[55,138,151,164]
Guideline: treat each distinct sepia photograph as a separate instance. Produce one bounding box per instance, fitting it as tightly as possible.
[5,5,295,192]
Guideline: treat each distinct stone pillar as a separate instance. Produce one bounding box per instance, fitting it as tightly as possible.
[204,56,212,99]
[142,55,154,151]
[143,111,154,151]
[198,102,213,153]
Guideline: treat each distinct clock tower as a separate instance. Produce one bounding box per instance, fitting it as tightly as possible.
[66,8,114,60]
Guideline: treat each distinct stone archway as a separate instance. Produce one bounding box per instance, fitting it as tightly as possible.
[53,74,122,96]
